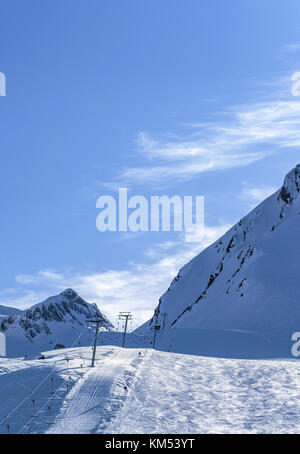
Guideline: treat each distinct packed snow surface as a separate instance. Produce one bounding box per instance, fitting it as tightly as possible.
[1,346,299,434]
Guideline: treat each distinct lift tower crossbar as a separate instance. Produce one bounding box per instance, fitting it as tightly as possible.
[118,312,133,348]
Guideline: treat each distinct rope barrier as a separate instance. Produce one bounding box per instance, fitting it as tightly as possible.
[17,328,98,434]
[0,327,87,428]
[2,326,150,433]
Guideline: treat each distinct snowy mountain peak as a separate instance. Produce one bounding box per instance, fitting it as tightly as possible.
[22,289,113,330]
[31,288,83,309]
[0,290,114,356]
[278,163,300,205]
[60,288,78,298]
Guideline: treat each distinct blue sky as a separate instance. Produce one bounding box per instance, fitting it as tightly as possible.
[0,0,300,326]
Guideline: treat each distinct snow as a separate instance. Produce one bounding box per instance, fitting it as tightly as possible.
[0,305,22,317]
[107,349,300,434]
[0,289,113,358]
[1,345,299,434]
[47,347,145,434]
[137,163,300,358]
[0,346,94,434]
[1,165,300,434]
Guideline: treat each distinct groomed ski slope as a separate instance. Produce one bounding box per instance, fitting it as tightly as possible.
[0,346,113,434]
[1,346,300,434]
[48,347,300,434]
[47,347,144,434]
[106,350,300,434]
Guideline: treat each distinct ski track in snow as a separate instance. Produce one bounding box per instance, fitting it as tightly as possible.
[1,346,300,434]
[107,350,300,434]
[46,347,144,434]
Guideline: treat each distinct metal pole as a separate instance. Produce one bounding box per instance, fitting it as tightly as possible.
[91,321,100,367]
[152,325,160,349]
[118,313,132,349]
[153,328,157,348]
[122,317,129,348]
[86,319,104,367]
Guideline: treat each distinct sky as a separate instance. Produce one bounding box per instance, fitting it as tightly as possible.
[0,0,300,327]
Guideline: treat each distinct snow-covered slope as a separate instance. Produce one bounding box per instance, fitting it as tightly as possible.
[138,164,300,358]
[0,305,22,318]
[0,289,113,357]
[1,346,300,434]
[107,350,300,434]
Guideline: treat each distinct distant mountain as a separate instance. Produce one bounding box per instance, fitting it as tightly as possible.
[0,288,113,357]
[138,163,300,358]
[0,305,22,317]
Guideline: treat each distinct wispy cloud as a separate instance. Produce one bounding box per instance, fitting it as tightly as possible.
[240,185,277,209]
[118,94,300,185]
[4,224,231,327]
[121,131,265,185]
[281,42,300,53]
[16,270,63,285]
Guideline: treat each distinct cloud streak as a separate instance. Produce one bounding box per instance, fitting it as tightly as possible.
[118,96,300,185]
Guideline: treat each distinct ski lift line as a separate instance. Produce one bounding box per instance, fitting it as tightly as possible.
[18,363,91,434]
[0,327,87,427]
[0,364,57,426]
[17,329,99,434]
[17,368,71,434]
[19,339,147,434]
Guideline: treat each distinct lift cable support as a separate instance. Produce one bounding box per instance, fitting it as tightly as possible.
[151,324,161,349]
[85,318,106,367]
[118,312,132,348]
